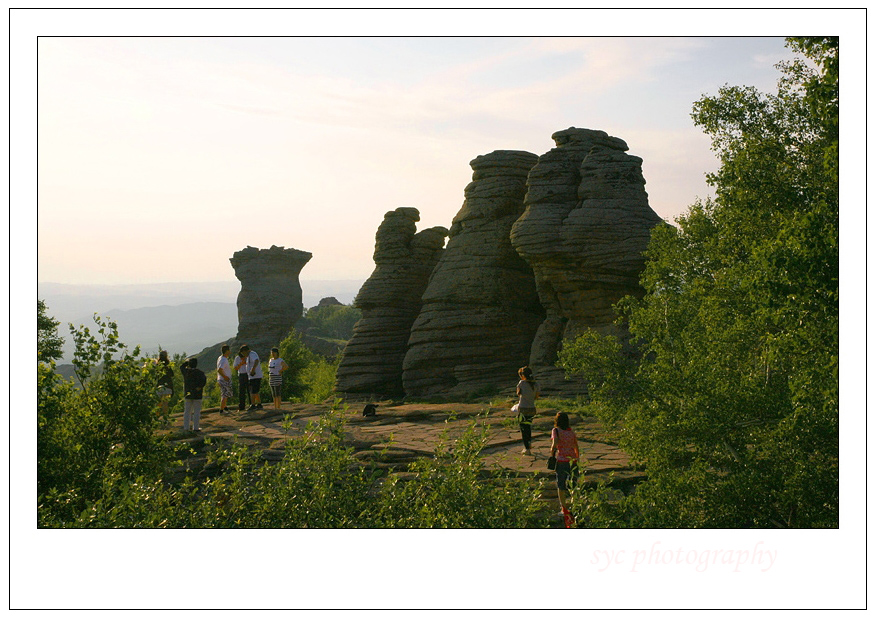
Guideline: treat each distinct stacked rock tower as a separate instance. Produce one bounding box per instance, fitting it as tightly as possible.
[511,128,663,391]
[230,245,312,359]
[334,208,448,397]
[402,150,544,397]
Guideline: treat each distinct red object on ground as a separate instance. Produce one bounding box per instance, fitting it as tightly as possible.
[562,507,575,529]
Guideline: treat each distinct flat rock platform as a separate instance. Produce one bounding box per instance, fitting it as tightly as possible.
[162,400,643,496]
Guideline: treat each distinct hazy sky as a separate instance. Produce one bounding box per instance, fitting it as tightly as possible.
[36,30,799,285]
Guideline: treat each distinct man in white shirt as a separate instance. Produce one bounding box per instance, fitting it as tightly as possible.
[216,344,233,414]
[241,344,264,411]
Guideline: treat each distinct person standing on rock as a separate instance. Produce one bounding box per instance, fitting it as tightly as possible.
[216,344,233,414]
[549,411,580,519]
[268,347,289,410]
[242,344,264,411]
[516,366,540,456]
[234,346,250,412]
[155,349,174,417]
[180,357,207,432]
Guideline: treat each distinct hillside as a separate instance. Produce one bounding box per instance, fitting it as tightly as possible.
[39,279,364,362]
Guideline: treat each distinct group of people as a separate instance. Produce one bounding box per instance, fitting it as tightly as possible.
[157,353,577,516]
[155,344,290,433]
[216,344,289,414]
[515,365,581,519]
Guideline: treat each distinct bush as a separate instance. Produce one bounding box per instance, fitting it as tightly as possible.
[299,355,341,403]
[38,315,172,526]
[50,406,548,528]
[276,329,317,401]
[369,414,546,528]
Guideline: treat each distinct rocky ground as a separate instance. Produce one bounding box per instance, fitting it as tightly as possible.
[160,398,645,526]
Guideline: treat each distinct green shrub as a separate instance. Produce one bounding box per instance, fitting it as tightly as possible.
[369,415,546,528]
[38,315,172,526]
[299,355,341,403]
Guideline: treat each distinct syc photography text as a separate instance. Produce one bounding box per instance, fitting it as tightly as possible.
[590,541,777,573]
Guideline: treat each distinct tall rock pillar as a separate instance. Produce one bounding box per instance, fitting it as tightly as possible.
[335,207,447,398]
[230,245,312,358]
[511,127,663,392]
[402,150,543,397]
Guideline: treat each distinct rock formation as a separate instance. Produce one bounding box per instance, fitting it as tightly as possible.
[402,150,543,397]
[335,127,661,399]
[230,245,312,358]
[510,127,663,391]
[335,208,447,398]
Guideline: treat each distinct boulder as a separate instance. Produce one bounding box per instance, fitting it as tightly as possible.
[335,208,447,398]
[402,150,543,397]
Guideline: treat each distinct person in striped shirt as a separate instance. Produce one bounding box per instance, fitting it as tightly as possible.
[268,347,289,410]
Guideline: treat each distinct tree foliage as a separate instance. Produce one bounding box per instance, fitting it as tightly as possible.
[38,300,65,363]
[276,329,318,401]
[38,315,172,526]
[297,303,361,341]
[558,37,838,528]
[42,402,546,528]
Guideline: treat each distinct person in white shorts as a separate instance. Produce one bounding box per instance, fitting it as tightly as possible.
[216,344,233,413]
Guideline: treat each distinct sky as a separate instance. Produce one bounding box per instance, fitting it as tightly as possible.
[34,24,801,286]
[16,7,869,612]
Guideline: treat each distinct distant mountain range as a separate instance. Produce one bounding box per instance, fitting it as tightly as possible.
[39,280,363,363]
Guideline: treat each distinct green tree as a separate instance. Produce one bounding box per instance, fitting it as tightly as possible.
[38,315,172,526]
[38,300,65,363]
[274,329,317,401]
[298,303,361,340]
[298,354,341,403]
[558,37,838,528]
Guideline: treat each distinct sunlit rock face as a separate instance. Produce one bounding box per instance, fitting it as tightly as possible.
[511,127,663,391]
[230,245,312,359]
[402,150,543,398]
[335,207,447,398]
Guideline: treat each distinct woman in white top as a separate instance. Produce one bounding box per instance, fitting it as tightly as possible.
[516,366,540,456]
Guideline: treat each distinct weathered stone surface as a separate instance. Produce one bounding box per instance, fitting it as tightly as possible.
[229,245,312,359]
[511,127,663,391]
[335,208,447,398]
[402,150,543,397]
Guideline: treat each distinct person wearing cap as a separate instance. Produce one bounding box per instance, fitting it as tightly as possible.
[179,356,206,432]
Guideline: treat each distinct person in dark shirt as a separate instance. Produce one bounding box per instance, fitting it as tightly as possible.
[180,357,207,432]
[156,350,174,416]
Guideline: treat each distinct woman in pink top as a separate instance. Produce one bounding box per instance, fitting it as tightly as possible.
[549,412,580,515]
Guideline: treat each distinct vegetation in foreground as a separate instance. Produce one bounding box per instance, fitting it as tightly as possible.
[38,315,547,528]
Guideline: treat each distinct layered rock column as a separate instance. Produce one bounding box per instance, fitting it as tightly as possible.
[335,207,447,398]
[230,245,312,358]
[402,150,543,397]
[511,127,663,391]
